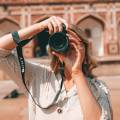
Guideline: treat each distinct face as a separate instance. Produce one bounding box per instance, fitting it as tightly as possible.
[64,30,85,70]
[50,29,85,75]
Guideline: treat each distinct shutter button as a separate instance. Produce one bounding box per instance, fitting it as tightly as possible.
[57,107,63,113]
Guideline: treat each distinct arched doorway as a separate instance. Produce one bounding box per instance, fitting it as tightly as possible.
[0,18,20,36]
[117,22,120,54]
[118,22,120,41]
[77,15,105,57]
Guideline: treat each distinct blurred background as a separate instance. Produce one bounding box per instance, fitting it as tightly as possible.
[0,0,120,120]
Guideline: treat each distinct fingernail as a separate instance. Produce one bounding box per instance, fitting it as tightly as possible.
[52,51,55,54]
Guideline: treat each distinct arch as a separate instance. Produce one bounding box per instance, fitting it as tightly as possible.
[77,14,105,57]
[0,16,20,27]
[117,21,120,46]
[117,20,120,55]
[0,17,20,36]
[76,14,105,29]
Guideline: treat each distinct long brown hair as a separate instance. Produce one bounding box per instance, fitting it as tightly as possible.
[49,24,97,78]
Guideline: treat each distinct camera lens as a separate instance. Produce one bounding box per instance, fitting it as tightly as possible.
[48,32,69,53]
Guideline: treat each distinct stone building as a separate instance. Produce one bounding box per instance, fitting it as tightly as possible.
[0,0,120,80]
[0,0,120,119]
[0,1,120,77]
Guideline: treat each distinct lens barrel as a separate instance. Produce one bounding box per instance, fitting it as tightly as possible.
[48,24,69,53]
[48,32,69,53]
[35,24,69,54]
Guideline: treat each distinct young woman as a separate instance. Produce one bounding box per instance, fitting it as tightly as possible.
[0,16,112,120]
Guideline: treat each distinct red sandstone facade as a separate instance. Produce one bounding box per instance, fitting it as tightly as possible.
[0,0,120,79]
[1,1,120,119]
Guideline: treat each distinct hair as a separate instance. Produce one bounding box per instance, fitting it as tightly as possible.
[49,24,98,78]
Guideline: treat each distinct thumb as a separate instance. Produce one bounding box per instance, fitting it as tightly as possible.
[52,51,65,62]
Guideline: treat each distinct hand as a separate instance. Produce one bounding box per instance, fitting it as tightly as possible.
[52,41,85,75]
[42,16,68,34]
[70,42,84,74]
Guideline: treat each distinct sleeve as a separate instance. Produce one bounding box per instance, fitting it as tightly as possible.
[0,48,47,95]
[96,80,113,120]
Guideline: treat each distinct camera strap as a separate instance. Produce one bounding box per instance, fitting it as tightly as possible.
[11,31,64,109]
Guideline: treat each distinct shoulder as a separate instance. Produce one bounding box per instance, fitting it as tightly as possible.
[87,77,110,103]
[88,77,113,120]
[26,60,52,72]
[88,77,109,95]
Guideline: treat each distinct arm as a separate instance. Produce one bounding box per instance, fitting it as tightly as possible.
[0,16,68,50]
[0,16,68,93]
[71,42,112,120]
[96,80,113,120]
[72,72,101,120]
[51,40,101,119]
[71,42,101,120]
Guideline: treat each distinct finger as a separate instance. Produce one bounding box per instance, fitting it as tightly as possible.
[68,36,81,45]
[70,42,83,50]
[71,43,83,55]
[50,16,59,33]
[53,17,63,32]
[71,43,80,54]
[70,39,80,46]
[70,43,81,66]
[52,51,65,62]
[57,17,68,30]
[48,22,54,34]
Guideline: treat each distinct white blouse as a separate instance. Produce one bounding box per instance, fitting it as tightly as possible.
[0,48,112,120]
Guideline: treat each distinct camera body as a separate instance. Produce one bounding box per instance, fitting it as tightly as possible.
[48,24,69,54]
[35,24,69,54]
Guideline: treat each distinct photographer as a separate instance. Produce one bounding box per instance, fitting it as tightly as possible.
[0,16,112,120]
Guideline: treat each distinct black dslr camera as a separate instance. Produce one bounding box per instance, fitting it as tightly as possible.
[48,24,69,53]
[36,24,69,54]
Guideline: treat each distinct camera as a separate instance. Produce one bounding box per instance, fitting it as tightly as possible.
[35,24,69,54]
[48,24,69,53]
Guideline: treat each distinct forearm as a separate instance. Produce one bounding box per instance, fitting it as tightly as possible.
[0,22,46,50]
[72,72,101,120]
[0,16,68,51]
